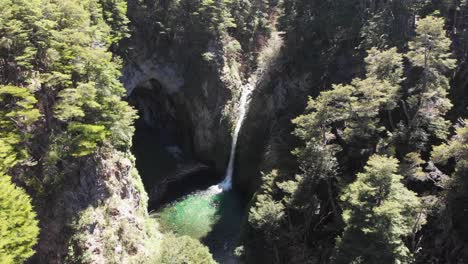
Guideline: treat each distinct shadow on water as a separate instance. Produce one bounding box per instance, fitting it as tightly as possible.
[132,119,177,193]
[202,190,246,264]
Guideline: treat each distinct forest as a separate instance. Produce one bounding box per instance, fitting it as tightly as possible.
[0,0,468,263]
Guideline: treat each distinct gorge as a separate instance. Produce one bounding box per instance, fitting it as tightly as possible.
[131,60,259,263]
[3,1,468,263]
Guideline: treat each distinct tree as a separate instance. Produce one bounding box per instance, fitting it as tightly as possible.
[0,86,39,264]
[291,47,404,218]
[3,0,137,161]
[39,0,138,157]
[359,0,430,50]
[0,85,40,173]
[260,47,407,263]
[194,0,236,34]
[400,15,457,151]
[98,0,130,44]
[0,0,42,84]
[248,170,285,263]
[432,120,468,193]
[249,170,285,235]
[66,123,108,157]
[432,120,468,237]
[280,14,456,263]
[333,155,421,264]
[293,47,403,155]
[54,82,107,157]
[0,174,39,263]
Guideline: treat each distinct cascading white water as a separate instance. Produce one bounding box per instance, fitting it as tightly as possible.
[220,81,255,190]
[208,79,255,193]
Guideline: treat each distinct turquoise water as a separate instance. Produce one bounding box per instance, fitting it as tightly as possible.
[159,191,222,239]
[157,189,245,263]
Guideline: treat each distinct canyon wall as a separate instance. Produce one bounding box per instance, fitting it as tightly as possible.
[31,150,159,263]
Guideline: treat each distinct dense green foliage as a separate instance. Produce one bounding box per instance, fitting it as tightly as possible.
[0,174,39,263]
[243,9,467,263]
[333,155,420,264]
[0,85,40,172]
[0,84,40,264]
[0,0,137,185]
[158,234,216,264]
[403,15,457,149]
[432,120,468,196]
[247,170,285,262]
[0,0,140,262]
[0,84,40,263]
[126,0,278,70]
[432,120,468,237]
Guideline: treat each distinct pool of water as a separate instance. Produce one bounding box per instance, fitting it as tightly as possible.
[157,188,245,263]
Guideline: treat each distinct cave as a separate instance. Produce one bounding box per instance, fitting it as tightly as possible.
[128,78,220,209]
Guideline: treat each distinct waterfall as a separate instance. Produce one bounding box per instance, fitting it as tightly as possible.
[208,79,255,193]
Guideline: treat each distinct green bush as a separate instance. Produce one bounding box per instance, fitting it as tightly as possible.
[158,234,216,264]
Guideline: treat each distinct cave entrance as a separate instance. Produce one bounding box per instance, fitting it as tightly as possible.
[128,78,218,210]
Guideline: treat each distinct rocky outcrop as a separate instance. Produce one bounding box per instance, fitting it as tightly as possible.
[31,150,159,263]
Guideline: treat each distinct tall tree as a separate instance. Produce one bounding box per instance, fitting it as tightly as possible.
[399,15,457,151]
[0,0,42,84]
[333,155,421,264]
[268,46,407,262]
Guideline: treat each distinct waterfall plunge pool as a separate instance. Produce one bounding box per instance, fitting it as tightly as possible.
[156,187,246,263]
[155,80,256,263]
[131,78,257,263]
[132,116,247,262]
[131,104,248,263]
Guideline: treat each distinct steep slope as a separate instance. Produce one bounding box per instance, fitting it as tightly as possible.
[0,1,161,262]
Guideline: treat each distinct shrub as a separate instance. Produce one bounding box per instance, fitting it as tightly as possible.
[158,234,216,264]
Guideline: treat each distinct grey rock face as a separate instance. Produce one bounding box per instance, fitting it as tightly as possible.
[122,58,184,96]
[33,151,155,263]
